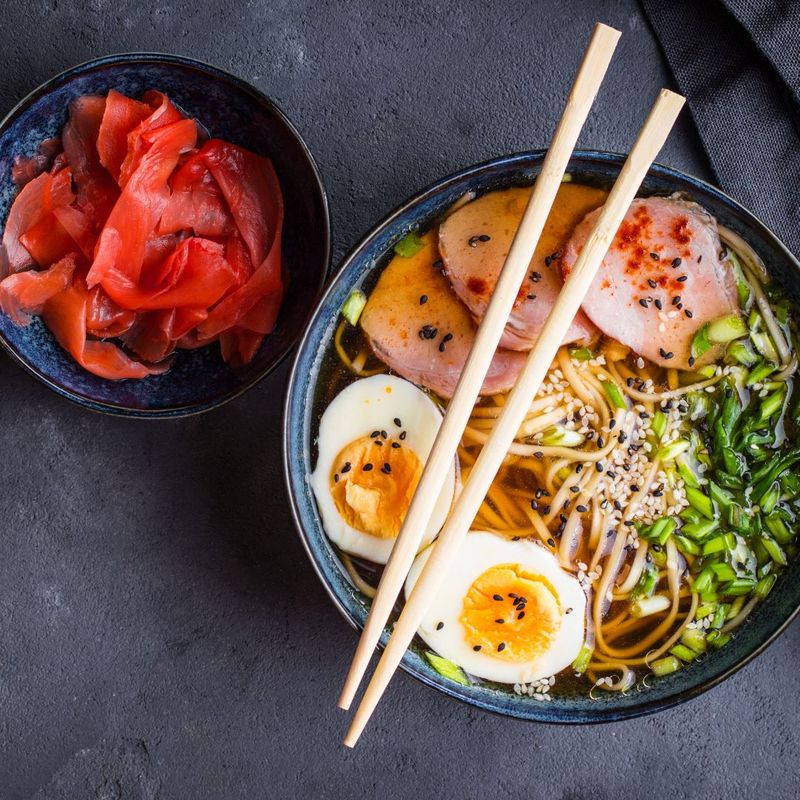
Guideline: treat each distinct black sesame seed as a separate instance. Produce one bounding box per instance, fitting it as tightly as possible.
[560,513,568,524]
[530,499,539,510]
[614,500,622,511]
[624,520,635,527]
[419,294,428,305]
[493,594,503,602]
[495,618,505,624]
[443,333,453,343]
[436,621,444,630]
[509,593,518,599]
[370,430,380,438]
[626,377,634,388]
[531,271,542,282]
[631,484,640,492]
[334,474,340,483]
[419,325,438,340]
[577,504,588,513]
[478,234,491,242]
[374,440,383,446]
[654,299,663,310]
[473,645,482,652]
[399,431,407,440]
[534,451,544,459]
[381,430,387,439]
[468,235,480,247]
[639,298,649,308]
[570,485,579,493]
[576,464,584,473]
[565,607,573,615]
[497,643,506,652]
[685,309,694,318]
[526,294,537,301]
[393,418,402,427]
[382,463,391,473]
[541,505,551,515]
[341,462,352,473]
[698,254,703,262]
[650,252,660,261]
[512,536,520,541]
[688,356,696,367]
[517,611,525,620]
[433,259,443,270]
[672,295,681,305]
[391,442,401,449]
[609,419,617,429]
[672,257,682,268]
[607,471,616,479]
[363,463,373,471]
[653,489,664,497]
[547,538,556,547]
[648,279,658,289]
[677,274,688,282]
[600,499,609,509]
[597,437,605,448]
[596,462,604,472]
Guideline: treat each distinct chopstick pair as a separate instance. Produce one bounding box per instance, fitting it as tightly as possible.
[338,21,685,747]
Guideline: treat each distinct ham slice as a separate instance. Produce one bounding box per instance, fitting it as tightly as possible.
[360,232,525,399]
[439,185,603,351]
[562,196,740,369]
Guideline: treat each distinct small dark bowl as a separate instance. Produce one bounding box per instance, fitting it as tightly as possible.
[0,53,330,417]
[285,151,800,723]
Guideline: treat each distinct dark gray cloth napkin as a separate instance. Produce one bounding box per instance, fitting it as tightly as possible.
[641,0,800,258]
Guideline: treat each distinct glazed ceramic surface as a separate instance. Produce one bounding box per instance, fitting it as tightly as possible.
[0,53,330,417]
[284,151,800,722]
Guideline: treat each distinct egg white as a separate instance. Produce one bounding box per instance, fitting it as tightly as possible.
[311,374,456,564]
[405,531,586,684]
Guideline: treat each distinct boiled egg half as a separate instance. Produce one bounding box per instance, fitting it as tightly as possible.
[405,531,586,684]
[311,374,456,564]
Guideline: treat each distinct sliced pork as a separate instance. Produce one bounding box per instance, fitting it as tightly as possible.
[360,233,525,399]
[438,184,605,351]
[561,196,740,369]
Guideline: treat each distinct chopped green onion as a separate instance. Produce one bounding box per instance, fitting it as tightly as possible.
[568,346,593,361]
[676,457,701,489]
[692,566,716,595]
[707,630,732,649]
[644,517,677,546]
[571,644,593,673]
[755,574,777,599]
[681,628,707,655]
[682,518,719,541]
[751,330,779,363]
[539,426,586,447]
[631,594,671,618]
[726,503,749,533]
[393,231,425,258]
[722,578,757,596]
[702,532,736,556]
[758,481,781,515]
[685,486,715,520]
[650,410,667,440]
[658,438,691,462]
[726,339,758,366]
[631,560,660,601]
[727,595,747,619]
[674,535,701,556]
[708,481,733,510]
[341,289,367,326]
[651,655,681,677]
[670,643,698,663]
[710,562,737,582]
[424,652,470,686]
[711,605,728,629]
[691,324,712,360]
[602,380,627,410]
[745,361,775,386]
[765,514,792,545]
[760,535,787,566]
[707,314,748,343]
[695,603,716,621]
[759,389,785,421]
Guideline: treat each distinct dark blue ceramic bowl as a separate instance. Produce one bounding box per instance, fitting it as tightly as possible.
[285,151,800,722]
[0,53,330,417]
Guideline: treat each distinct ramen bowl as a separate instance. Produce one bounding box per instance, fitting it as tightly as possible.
[0,53,330,417]
[284,150,800,722]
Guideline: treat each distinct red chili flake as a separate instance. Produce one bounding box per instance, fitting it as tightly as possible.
[467,277,488,295]
[671,216,692,245]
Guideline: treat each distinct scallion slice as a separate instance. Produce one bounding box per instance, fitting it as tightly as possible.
[602,380,627,410]
[424,652,470,686]
[341,289,367,326]
[393,231,425,258]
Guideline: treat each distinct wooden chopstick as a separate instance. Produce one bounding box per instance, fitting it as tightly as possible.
[337,21,621,713]
[343,87,686,747]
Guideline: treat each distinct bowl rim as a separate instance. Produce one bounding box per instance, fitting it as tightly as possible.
[0,51,332,418]
[283,148,800,723]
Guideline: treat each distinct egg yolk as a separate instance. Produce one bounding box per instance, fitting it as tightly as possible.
[330,435,422,539]
[460,564,562,661]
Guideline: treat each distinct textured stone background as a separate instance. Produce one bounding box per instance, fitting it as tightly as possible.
[1,1,798,798]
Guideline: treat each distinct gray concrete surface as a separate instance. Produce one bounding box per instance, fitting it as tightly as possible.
[1,1,798,798]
